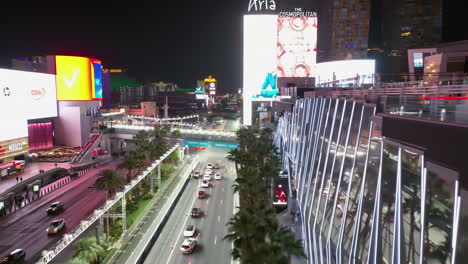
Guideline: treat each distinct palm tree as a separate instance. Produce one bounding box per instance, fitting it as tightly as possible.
[95,170,124,236]
[118,154,140,183]
[73,237,107,264]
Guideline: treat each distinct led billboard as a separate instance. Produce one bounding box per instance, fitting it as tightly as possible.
[91,59,103,99]
[243,15,278,125]
[56,55,93,100]
[277,16,317,77]
[316,60,375,86]
[0,69,57,120]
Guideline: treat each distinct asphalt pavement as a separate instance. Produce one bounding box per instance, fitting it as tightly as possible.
[0,160,123,263]
[144,148,236,264]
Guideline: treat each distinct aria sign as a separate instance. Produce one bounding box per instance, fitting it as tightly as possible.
[248,0,276,12]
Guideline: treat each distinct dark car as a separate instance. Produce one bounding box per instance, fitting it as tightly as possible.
[198,191,208,199]
[46,201,64,215]
[47,219,66,235]
[1,249,25,264]
[191,208,202,218]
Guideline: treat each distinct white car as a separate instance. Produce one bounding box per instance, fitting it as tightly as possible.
[184,225,196,237]
[180,238,197,254]
[201,180,210,188]
[203,174,211,181]
[206,163,213,169]
[205,169,212,175]
[214,172,222,180]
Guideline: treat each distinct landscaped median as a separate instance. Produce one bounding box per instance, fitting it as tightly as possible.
[36,142,185,264]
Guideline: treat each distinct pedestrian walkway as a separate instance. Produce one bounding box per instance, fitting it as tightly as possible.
[0,162,72,194]
[277,198,308,264]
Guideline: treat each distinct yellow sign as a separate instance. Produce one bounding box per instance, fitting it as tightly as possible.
[56,56,93,100]
[204,75,216,82]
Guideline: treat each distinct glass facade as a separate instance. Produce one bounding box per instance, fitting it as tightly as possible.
[274,97,463,264]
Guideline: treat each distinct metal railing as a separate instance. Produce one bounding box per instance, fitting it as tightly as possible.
[36,144,181,264]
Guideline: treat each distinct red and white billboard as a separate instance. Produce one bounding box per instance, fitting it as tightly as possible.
[277,17,317,77]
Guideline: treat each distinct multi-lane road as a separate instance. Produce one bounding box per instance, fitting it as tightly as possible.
[0,160,122,263]
[144,148,236,264]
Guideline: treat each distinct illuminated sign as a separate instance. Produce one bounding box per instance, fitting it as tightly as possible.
[248,0,276,12]
[195,86,205,94]
[204,76,217,83]
[104,69,123,73]
[91,60,103,99]
[56,56,93,101]
[273,184,288,205]
[196,94,208,100]
[243,15,278,125]
[277,16,317,77]
[0,69,57,141]
[316,60,375,86]
[0,138,29,159]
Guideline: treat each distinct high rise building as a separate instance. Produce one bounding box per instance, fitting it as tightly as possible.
[317,0,371,62]
[373,0,443,77]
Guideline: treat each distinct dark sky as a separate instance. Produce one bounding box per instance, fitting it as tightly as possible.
[0,2,246,93]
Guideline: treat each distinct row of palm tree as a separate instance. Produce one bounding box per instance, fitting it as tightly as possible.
[225,127,306,263]
[71,125,178,263]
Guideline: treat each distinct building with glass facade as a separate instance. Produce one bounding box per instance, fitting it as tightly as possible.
[274,97,467,264]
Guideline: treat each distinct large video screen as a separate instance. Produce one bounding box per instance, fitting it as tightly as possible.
[56,55,93,101]
[277,17,317,77]
[243,15,278,125]
[0,69,57,120]
[92,60,103,99]
[316,60,375,86]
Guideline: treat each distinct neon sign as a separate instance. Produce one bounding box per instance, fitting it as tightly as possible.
[204,76,216,82]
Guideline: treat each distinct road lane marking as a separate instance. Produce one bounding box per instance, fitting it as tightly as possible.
[218,215,221,222]
[214,235,217,245]
[221,199,223,205]
[166,189,198,264]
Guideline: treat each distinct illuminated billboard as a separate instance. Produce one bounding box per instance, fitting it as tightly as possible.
[56,56,93,101]
[91,59,103,99]
[0,69,57,120]
[316,60,375,86]
[243,15,278,125]
[277,16,317,77]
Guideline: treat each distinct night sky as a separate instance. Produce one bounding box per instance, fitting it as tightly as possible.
[0,2,246,93]
[0,1,465,94]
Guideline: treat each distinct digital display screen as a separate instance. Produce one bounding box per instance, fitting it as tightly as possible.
[56,56,93,100]
[92,60,103,99]
[277,16,317,77]
[413,52,423,68]
[243,15,278,125]
[316,60,375,85]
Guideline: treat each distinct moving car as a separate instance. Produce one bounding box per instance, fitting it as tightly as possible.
[191,208,203,218]
[179,238,197,254]
[206,163,213,169]
[203,174,211,181]
[198,190,208,199]
[205,169,212,175]
[47,219,66,235]
[214,172,222,180]
[46,201,64,215]
[1,249,25,264]
[183,225,196,237]
[213,163,221,169]
[193,171,201,179]
[201,180,210,188]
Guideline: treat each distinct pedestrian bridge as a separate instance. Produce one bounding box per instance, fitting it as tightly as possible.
[108,124,238,144]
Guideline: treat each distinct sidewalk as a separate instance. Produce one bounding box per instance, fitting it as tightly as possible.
[277,198,308,264]
[0,162,72,194]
